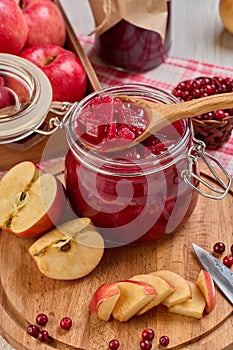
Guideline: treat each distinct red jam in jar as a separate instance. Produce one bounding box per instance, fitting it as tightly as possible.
[64,84,199,246]
[94,2,171,71]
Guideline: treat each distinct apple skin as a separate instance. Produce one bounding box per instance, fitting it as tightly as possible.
[0,0,28,54]
[89,283,121,321]
[0,86,11,109]
[196,269,216,313]
[20,44,87,102]
[112,280,156,322]
[0,161,66,238]
[19,0,66,48]
[219,0,233,34]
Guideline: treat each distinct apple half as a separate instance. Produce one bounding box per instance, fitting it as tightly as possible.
[0,161,65,238]
[152,270,192,307]
[112,280,156,322]
[89,283,121,321]
[196,269,216,313]
[29,218,104,280]
[168,281,206,319]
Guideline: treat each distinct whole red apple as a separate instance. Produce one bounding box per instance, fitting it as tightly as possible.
[20,44,87,102]
[19,0,66,48]
[0,86,11,109]
[0,0,28,54]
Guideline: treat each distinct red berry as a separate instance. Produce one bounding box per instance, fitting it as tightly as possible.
[231,244,233,254]
[213,242,225,255]
[223,255,233,267]
[38,330,49,342]
[109,338,120,349]
[140,339,152,350]
[27,324,39,338]
[159,335,170,346]
[60,316,72,330]
[36,313,48,326]
[172,76,233,121]
[214,109,225,120]
[142,328,155,341]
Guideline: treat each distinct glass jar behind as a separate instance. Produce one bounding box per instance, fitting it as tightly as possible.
[89,0,171,72]
[94,2,171,71]
[64,84,199,246]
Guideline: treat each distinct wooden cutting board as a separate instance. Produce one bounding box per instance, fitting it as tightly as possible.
[0,164,233,350]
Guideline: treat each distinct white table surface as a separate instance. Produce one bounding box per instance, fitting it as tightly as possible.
[1,0,233,349]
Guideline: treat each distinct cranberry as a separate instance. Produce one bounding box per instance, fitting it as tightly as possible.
[27,324,39,338]
[214,109,226,120]
[140,339,152,350]
[36,313,48,326]
[38,330,49,342]
[60,316,72,330]
[223,255,233,267]
[109,338,120,349]
[213,242,225,255]
[141,328,155,341]
[159,335,170,346]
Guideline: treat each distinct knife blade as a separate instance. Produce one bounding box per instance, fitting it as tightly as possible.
[192,243,233,305]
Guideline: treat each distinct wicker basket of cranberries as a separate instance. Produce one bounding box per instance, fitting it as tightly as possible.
[172,76,233,149]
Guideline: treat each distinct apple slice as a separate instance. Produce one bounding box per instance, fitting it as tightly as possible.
[129,274,174,315]
[152,270,191,307]
[168,281,206,319]
[0,161,65,238]
[29,218,104,280]
[89,283,121,321]
[112,280,156,322]
[196,269,216,313]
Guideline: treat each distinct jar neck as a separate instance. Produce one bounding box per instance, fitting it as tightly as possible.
[65,84,193,176]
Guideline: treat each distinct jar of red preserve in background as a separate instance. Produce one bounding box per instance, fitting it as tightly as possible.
[89,0,171,71]
[64,84,231,247]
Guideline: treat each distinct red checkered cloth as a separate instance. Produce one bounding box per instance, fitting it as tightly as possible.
[79,35,233,176]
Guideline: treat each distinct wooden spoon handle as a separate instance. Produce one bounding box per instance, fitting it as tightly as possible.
[149,91,233,128]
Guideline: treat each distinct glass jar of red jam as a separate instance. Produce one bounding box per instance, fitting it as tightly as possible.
[94,2,171,71]
[64,84,204,246]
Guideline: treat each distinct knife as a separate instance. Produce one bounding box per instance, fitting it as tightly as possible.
[192,243,233,305]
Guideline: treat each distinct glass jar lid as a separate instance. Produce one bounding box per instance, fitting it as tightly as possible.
[0,53,52,144]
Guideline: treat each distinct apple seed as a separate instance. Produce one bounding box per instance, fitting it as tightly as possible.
[14,191,29,209]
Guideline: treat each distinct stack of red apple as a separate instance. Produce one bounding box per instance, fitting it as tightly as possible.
[0,0,87,103]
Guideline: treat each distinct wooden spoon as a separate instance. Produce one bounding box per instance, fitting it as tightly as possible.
[108,92,233,150]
